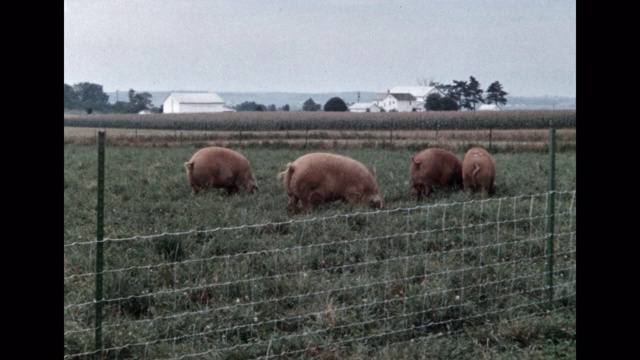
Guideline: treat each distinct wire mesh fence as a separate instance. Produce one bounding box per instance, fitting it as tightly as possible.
[64,190,576,359]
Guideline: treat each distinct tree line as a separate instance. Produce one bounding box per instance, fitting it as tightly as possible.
[425,77,508,111]
[64,76,507,114]
[64,82,156,114]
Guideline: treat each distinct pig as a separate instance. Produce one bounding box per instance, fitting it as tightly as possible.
[462,147,496,197]
[185,146,258,195]
[409,148,463,201]
[278,152,384,214]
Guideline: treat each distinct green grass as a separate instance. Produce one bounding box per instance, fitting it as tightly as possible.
[64,144,576,359]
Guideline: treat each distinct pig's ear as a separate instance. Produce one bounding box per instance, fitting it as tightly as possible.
[411,156,420,166]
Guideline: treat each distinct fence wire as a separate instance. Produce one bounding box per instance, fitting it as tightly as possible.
[64,191,576,359]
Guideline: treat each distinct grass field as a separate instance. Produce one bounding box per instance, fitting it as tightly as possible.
[64,135,576,359]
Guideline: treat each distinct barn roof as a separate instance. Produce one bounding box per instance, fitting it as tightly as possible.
[389,86,440,98]
[372,93,417,101]
[389,93,417,101]
[164,92,225,104]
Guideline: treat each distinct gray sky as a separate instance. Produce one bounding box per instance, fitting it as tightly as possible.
[64,0,576,97]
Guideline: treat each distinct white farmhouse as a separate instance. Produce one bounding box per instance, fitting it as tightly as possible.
[348,102,382,113]
[387,86,445,112]
[162,92,236,113]
[372,92,420,112]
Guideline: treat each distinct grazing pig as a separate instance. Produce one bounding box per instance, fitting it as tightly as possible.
[185,146,258,195]
[278,152,384,214]
[409,148,462,201]
[462,147,496,197]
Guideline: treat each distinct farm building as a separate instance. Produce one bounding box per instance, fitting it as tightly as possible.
[348,102,382,113]
[370,86,444,112]
[372,92,421,112]
[478,104,501,111]
[162,92,236,113]
[388,86,444,102]
[388,86,444,111]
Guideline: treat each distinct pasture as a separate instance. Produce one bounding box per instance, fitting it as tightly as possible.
[64,128,576,359]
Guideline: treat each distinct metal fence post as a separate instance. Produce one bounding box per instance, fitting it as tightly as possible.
[95,131,105,358]
[545,128,556,311]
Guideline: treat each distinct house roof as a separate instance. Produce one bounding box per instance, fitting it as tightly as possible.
[389,86,440,98]
[372,93,389,101]
[163,92,225,104]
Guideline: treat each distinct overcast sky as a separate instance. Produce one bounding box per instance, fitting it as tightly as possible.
[64,0,576,97]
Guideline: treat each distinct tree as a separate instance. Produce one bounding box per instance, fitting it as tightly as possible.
[449,80,468,110]
[451,78,484,111]
[127,89,153,113]
[302,98,321,111]
[425,93,459,111]
[425,93,443,111]
[235,101,267,111]
[428,77,504,111]
[323,97,348,112]
[437,83,453,97]
[111,101,129,113]
[72,82,110,112]
[267,104,276,111]
[281,104,290,111]
[464,76,484,110]
[440,97,460,111]
[64,83,81,109]
[485,81,508,108]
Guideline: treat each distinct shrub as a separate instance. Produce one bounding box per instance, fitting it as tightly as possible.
[323,97,349,112]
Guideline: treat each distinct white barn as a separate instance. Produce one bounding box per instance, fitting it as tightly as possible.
[348,102,382,113]
[162,92,236,113]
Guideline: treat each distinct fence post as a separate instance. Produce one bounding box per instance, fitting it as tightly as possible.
[95,131,105,358]
[545,128,556,311]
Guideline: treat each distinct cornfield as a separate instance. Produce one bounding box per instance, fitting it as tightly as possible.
[63,110,576,132]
